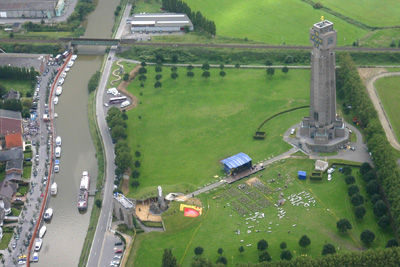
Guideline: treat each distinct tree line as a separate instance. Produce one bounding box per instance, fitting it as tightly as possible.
[162,0,216,35]
[336,53,400,233]
[0,66,37,81]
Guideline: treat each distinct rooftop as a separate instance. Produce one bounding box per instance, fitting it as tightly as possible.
[5,133,22,149]
[114,193,134,209]
[0,148,23,162]
[131,13,193,27]
[0,0,57,11]
[221,152,252,169]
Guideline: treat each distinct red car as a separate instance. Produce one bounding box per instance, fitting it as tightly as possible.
[115,249,123,254]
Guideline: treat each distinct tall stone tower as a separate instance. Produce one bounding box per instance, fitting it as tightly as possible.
[299,20,348,152]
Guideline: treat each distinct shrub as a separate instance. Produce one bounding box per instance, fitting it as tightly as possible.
[313,2,324,9]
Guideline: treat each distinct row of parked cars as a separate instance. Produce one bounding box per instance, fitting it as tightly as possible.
[110,241,123,266]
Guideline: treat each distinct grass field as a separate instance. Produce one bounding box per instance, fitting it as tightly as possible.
[124,67,310,199]
[317,0,400,27]
[361,29,400,47]
[375,76,400,142]
[129,159,393,266]
[0,79,33,97]
[183,0,367,45]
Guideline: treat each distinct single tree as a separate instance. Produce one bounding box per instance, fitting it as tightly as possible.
[202,63,210,71]
[348,185,359,197]
[123,73,129,81]
[360,230,375,246]
[171,73,179,80]
[131,170,140,178]
[156,74,163,81]
[354,205,366,219]
[141,61,147,67]
[390,38,396,47]
[202,71,210,79]
[373,200,388,217]
[267,67,275,77]
[138,67,147,74]
[259,251,272,262]
[371,194,381,204]
[366,180,380,196]
[351,193,364,206]
[257,239,268,251]
[139,74,147,83]
[162,248,178,267]
[95,199,102,208]
[219,64,225,70]
[360,162,372,176]
[187,71,194,78]
[131,180,140,188]
[282,66,289,75]
[298,235,311,250]
[345,175,355,185]
[219,71,226,77]
[362,171,377,183]
[378,215,390,228]
[322,243,336,255]
[154,81,162,88]
[171,66,178,73]
[194,246,204,256]
[336,218,353,233]
[134,160,141,168]
[280,242,287,249]
[342,166,352,175]
[386,238,399,248]
[280,250,292,260]
[155,66,163,73]
[217,248,223,255]
[239,246,244,254]
[135,151,141,157]
[187,65,194,71]
[216,256,227,265]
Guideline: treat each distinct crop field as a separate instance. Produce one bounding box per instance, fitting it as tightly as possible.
[129,160,393,266]
[183,0,367,45]
[317,0,400,27]
[124,67,310,198]
[375,76,400,142]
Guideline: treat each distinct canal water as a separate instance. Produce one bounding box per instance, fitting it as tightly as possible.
[37,0,119,266]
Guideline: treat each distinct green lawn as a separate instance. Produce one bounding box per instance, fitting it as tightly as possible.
[133,0,162,14]
[0,79,34,97]
[317,0,400,27]
[130,159,393,266]
[361,28,400,47]
[124,67,310,199]
[0,232,13,250]
[183,0,367,45]
[375,76,400,142]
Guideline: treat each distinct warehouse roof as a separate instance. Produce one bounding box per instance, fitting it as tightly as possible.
[0,0,56,11]
[221,153,252,169]
[131,13,193,27]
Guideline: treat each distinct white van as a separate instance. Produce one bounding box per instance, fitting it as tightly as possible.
[121,101,130,108]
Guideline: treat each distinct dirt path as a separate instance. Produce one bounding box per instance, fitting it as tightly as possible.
[359,68,400,150]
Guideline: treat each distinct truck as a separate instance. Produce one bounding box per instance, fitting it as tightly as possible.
[43,114,49,122]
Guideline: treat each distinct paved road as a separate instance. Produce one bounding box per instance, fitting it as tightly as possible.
[86,3,132,267]
[365,72,400,150]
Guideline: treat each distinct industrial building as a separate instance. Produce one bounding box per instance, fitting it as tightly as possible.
[130,13,193,33]
[0,0,64,18]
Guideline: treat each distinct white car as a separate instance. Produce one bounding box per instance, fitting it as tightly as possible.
[121,101,130,108]
[290,128,295,135]
[327,168,335,174]
[104,103,109,107]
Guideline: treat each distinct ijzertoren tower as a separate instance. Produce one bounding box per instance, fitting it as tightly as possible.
[299,20,349,152]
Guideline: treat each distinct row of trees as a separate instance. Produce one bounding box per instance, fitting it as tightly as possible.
[162,0,216,35]
[336,53,400,232]
[0,66,37,81]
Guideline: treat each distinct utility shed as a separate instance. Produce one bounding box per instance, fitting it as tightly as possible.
[298,171,307,180]
[221,153,252,175]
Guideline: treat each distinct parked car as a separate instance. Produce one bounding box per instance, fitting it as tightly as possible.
[115,241,123,246]
[115,249,123,254]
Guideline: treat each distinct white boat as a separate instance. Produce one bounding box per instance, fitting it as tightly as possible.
[51,182,58,196]
[67,61,74,67]
[58,78,64,86]
[39,225,47,238]
[44,208,53,221]
[55,86,63,96]
[56,136,61,146]
[55,147,61,158]
[33,252,39,262]
[54,165,60,173]
[65,67,70,72]
[34,238,43,251]
[54,96,59,105]
[71,55,78,61]
[60,72,67,78]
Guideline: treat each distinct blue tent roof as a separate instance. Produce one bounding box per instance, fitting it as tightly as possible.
[221,153,252,169]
